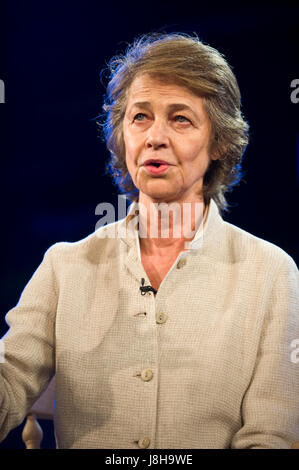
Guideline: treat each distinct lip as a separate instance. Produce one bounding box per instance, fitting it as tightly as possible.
[141,159,174,175]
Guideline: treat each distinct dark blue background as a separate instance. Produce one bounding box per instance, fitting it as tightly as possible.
[0,0,298,448]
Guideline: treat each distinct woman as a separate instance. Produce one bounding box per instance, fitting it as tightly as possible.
[0,33,298,449]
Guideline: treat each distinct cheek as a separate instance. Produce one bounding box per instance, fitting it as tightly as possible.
[123,134,139,182]
[123,128,138,160]
[124,145,137,179]
[184,134,211,160]
[177,141,206,164]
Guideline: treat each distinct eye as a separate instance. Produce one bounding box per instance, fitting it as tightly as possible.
[174,115,191,123]
[133,113,147,121]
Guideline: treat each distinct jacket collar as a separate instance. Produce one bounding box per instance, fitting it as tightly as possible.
[114,197,225,284]
[118,198,224,253]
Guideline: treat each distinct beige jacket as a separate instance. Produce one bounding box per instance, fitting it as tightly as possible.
[0,199,298,448]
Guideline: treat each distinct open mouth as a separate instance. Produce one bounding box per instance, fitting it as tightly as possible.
[142,159,172,175]
[150,162,163,168]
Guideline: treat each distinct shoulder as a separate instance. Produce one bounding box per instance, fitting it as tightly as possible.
[222,219,298,273]
[43,220,125,265]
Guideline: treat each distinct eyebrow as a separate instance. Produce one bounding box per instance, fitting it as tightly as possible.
[130,102,199,119]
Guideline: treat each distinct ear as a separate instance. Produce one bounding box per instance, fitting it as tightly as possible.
[210,150,223,161]
[211,145,228,161]
[209,142,222,162]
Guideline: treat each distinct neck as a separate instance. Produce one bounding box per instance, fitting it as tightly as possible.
[137,194,206,256]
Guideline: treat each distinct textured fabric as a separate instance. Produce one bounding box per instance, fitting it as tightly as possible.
[0,199,298,449]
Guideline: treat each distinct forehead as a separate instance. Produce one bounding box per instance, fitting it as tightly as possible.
[126,74,202,106]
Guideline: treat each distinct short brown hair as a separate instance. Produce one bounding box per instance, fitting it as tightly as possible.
[100,33,249,213]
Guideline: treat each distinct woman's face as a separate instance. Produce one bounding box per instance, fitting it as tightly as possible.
[123,74,216,204]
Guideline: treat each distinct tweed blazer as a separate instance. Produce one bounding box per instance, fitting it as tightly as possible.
[0,199,298,449]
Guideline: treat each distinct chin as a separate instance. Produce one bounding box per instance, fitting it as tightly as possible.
[139,179,178,200]
[143,189,180,203]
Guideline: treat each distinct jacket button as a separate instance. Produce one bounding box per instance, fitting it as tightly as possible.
[138,437,150,448]
[176,258,187,269]
[141,369,153,381]
[156,312,168,324]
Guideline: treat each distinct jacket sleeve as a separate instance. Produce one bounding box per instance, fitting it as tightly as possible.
[231,253,299,449]
[0,245,57,443]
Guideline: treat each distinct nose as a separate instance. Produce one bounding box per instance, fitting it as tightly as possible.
[145,119,169,150]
